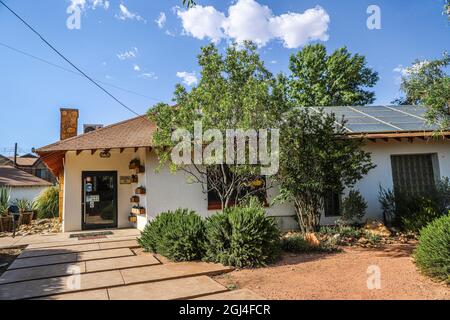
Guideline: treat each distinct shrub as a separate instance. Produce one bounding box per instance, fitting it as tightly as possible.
[138,209,205,261]
[379,181,449,232]
[414,214,450,283]
[341,190,367,224]
[34,186,59,219]
[281,235,338,253]
[204,199,280,268]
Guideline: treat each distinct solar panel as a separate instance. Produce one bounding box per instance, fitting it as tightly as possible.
[310,105,434,133]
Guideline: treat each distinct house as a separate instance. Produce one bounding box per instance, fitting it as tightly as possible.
[0,154,56,183]
[36,107,450,232]
[0,165,52,202]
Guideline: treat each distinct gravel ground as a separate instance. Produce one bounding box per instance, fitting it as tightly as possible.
[0,248,22,276]
[214,244,449,300]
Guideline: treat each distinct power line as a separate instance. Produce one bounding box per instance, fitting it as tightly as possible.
[0,0,149,119]
[0,41,163,103]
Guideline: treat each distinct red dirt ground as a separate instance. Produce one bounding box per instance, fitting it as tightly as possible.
[214,244,449,300]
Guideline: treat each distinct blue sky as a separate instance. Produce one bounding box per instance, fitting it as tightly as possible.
[0,0,448,154]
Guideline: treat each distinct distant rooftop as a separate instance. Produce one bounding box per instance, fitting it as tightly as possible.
[0,166,52,187]
[316,105,436,133]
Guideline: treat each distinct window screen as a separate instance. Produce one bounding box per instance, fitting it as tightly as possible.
[324,190,341,217]
[391,154,438,196]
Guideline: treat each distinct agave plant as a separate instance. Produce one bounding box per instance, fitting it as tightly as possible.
[34,186,59,219]
[0,187,11,217]
[15,199,34,213]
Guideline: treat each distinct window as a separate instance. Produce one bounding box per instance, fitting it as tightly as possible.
[35,169,44,178]
[391,153,439,196]
[207,166,267,210]
[324,190,341,217]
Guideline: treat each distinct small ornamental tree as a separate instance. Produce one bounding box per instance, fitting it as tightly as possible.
[148,42,288,209]
[276,108,375,232]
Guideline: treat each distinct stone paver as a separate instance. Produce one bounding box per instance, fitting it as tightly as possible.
[8,253,78,270]
[85,254,160,273]
[77,248,133,261]
[8,248,134,270]
[18,243,100,259]
[0,262,86,285]
[0,270,124,300]
[120,262,233,285]
[35,289,109,300]
[108,276,228,300]
[98,239,139,250]
[193,289,265,300]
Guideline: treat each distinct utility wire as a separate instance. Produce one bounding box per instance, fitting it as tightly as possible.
[0,41,162,103]
[0,0,149,119]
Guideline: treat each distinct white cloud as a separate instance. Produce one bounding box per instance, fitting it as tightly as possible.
[68,0,109,11]
[176,71,198,86]
[133,64,141,72]
[117,47,138,60]
[393,65,408,77]
[116,4,146,23]
[139,72,158,80]
[177,5,226,43]
[176,0,330,48]
[155,12,167,29]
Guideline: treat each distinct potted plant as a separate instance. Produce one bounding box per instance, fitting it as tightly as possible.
[135,186,146,195]
[131,206,146,215]
[131,175,138,183]
[15,199,34,225]
[130,195,140,203]
[135,165,145,174]
[128,214,137,223]
[129,158,140,169]
[0,187,12,232]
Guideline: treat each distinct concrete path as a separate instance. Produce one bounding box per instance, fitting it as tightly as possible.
[0,232,262,300]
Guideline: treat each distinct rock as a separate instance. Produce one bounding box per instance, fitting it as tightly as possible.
[364,220,392,237]
[305,232,320,247]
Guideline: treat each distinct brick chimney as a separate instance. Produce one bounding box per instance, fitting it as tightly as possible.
[60,108,79,140]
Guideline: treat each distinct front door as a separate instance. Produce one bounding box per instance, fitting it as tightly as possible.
[82,171,118,230]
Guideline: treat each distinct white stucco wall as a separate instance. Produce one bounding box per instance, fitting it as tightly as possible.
[61,139,450,232]
[9,186,48,202]
[63,149,146,232]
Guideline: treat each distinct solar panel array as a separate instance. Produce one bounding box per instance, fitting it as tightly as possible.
[315,105,437,133]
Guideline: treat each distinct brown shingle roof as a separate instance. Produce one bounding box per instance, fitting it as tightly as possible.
[36,116,156,152]
[0,166,52,187]
[7,157,39,167]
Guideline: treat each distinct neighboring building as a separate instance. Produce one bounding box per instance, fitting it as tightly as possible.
[0,165,52,201]
[0,154,56,183]
[36,106,450,232]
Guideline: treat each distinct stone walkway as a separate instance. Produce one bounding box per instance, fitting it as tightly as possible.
[0,229,263,300]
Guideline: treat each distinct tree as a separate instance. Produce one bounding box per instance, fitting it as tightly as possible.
[445,1,450,18]
[182,0,196,8]
[287,44,379,107]
[276,108,375,232]
[149,42,288,209]
[397,54,450,129]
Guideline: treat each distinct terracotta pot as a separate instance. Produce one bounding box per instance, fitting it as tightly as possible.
[20,212,34,225]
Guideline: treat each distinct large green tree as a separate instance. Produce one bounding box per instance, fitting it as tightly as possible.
[397,54,450,129]
[149,42,288,209]
[287,44,379,107]
[276,108,374,232]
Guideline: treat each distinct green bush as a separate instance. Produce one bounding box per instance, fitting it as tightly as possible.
[414,214,450,283]
[0,187,11,217]
[34,186,59,219]
[379,181,449,232]
[341,190,367,223]
[204,200,280,268]
[281,235,339,253]
[138,208,205,261]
